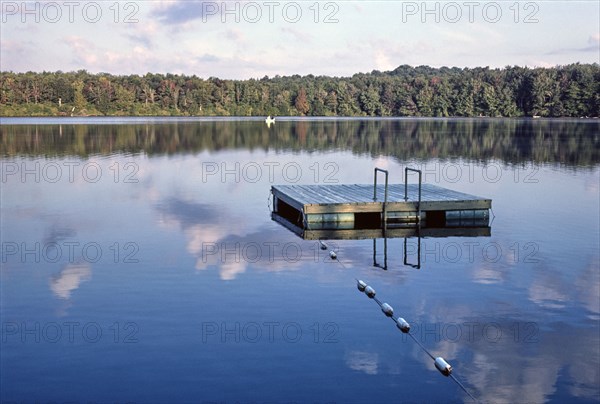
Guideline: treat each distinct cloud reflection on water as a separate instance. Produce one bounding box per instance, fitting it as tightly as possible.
[155,196,312,280]
[49,263,91,300]
[345,351,379,375]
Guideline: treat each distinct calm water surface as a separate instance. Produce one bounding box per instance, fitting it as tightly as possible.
[1,118,599,403]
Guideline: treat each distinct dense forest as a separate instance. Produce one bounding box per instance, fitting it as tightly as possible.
[1,64,599,117]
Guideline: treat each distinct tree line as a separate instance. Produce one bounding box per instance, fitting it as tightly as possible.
[1,64,599,117]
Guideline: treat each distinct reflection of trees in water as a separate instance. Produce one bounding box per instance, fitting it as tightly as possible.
[2,119,599,166]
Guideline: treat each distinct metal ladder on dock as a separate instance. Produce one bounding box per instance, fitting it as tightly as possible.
[373,167,423,270]
[373,167,422,225]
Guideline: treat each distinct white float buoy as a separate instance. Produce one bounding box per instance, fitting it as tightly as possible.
[329,251,337,259]
[319,240,328,250]
[434,357,452,376]
[364,286,376,298]
[357,280,367,292]
[381,303,394,317]
[396,317,411,333]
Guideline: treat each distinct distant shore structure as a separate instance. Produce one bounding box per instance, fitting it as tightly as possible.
[265,115,275,128]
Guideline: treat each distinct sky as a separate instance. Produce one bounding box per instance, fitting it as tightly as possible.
[1,0,599,79]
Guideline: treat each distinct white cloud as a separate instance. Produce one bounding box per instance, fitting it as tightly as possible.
[575,258,600,319]
[63,36,99,66]
[527,269,569,309]
[4,1,597,79]
[50,263,92,299]
[280,26,313,43]
[226,28,245,43]
[374,50,394,72]
[345,351,379,375]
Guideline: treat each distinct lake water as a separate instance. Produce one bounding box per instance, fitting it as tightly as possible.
[1,117,599,403]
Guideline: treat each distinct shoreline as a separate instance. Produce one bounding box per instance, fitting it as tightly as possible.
[2,116,599,125]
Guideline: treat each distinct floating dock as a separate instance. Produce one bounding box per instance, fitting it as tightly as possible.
[271,168,491,232]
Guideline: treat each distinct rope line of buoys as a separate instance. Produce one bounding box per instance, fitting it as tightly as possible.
[320,240,345,268]
[355,278,479,402]
[318,239,478,402]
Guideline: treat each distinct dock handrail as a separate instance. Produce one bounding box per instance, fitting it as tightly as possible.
[373,168,389,225]
[404,168,422,223]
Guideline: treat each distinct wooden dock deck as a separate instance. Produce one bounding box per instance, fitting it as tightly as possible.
[271,183,491,229]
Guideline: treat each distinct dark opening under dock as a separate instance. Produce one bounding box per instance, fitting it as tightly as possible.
[271,181,491,230]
